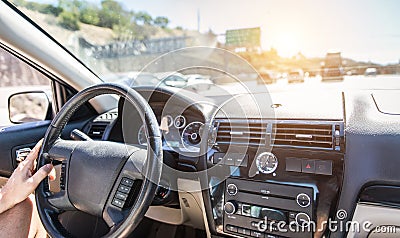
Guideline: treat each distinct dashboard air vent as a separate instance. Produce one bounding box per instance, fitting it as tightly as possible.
[94,111,118,122]
[215,119,267,146]
[87,123,107,140]
[272,123,333,149]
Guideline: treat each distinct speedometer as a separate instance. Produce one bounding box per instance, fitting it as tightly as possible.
[181,122,204,151]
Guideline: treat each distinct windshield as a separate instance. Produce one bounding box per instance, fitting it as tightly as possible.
[10,0,400,95]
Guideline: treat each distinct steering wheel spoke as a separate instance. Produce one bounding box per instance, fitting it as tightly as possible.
[47,190,76,211]
[47,139,79,159]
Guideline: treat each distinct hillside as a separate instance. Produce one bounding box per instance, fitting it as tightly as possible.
[18,7,188,47]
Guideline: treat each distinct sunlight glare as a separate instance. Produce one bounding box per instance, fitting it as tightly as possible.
[273,32,299,58]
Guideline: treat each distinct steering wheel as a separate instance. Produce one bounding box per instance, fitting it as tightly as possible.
[35,83,163,237]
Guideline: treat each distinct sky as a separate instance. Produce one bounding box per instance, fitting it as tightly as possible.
[35,0,400,64]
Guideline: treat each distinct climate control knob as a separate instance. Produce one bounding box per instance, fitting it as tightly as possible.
[295,212,311,227]
[256,152,278,174]
[226,183,238,196]
[224,201,238,215]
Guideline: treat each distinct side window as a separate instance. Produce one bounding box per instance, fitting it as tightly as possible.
[0,47,52,126]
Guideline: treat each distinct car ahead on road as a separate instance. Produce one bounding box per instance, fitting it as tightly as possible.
[287,70,305,83]
[154,72,213,91]
[102,71,211,91]
[256,71,277,84]
[1,1,400,238]
[321,52,344,81]
[184,74,213,90]
[365,67,378,76]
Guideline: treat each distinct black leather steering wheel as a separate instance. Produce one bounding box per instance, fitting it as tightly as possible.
[35,83,163,237]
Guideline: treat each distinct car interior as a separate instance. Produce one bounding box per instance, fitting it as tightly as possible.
[0,0,400,238]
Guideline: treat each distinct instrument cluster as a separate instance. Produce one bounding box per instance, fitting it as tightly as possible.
[137,103,205,153]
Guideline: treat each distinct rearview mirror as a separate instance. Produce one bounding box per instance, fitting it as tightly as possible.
[8,91,50,124]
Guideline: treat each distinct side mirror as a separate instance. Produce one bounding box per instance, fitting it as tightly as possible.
[8,91,50,124]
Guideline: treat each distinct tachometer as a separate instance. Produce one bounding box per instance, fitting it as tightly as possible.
[174,115,186,129]
[181,121,204,151]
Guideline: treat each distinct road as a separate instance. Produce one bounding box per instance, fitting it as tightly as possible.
[0,75,399,126]
[201,75,400,97]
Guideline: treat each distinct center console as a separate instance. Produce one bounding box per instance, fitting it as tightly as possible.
[223,178,315,238]
[206,119,345,238]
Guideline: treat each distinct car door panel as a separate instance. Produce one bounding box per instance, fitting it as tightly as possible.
[0,119,90,177]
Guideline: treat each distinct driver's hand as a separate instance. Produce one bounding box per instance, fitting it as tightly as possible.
[0,139,56,214]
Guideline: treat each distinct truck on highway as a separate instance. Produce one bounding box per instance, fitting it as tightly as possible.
[321,52,344,81]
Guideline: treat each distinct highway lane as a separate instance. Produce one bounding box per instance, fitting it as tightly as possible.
[200,75,400,97]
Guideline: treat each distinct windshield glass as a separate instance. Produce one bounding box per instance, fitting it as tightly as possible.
[10,0,400,95]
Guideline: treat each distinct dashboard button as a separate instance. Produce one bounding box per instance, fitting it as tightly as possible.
[111,198,124,208]
[234,154,248,167]
[237,228,250,236]
[226,225,237,233]
[251,230,264,238]
[118,185,131,194]
[213,153,224,164]
[265,234,278,238]
[121,177,134,187]
[224,156,235,166]
[296,193,311,207]
[286,158,302,172]
[302,159,315,173]
[315,160,333,175]
[115,192,128,201]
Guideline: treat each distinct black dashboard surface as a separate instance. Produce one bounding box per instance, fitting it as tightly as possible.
[212,91,344,120]
[332,91,400,237]
[99,86,400,238]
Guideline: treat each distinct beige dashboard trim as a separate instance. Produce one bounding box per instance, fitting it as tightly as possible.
[145,178,211,238]
[347,203,400,238]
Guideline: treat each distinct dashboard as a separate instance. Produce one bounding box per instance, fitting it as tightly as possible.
[132,102,205,152]
[82,86,400,238]
[106,91,206,156]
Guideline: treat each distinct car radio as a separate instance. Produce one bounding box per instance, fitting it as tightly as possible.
[223,178,316,238]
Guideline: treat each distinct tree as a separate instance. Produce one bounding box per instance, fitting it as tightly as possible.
[57,0,81,15]
[98,0,127,28]
[79,4,100,25]
[58,11,79,31]
[135,11,152,25]
[153,16,169,28]
[41,5,63,16]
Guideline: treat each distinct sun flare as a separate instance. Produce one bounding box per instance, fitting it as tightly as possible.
[273,32,299,57]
